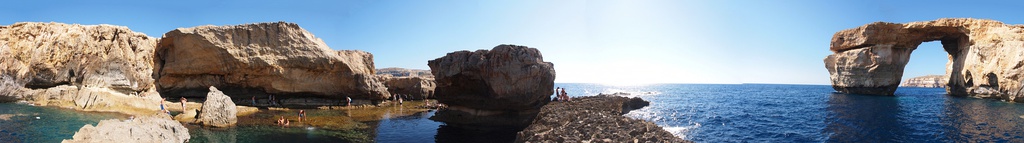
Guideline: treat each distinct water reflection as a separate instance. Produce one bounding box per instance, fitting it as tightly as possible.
[825,93,908,142]
[940,96,1024,142]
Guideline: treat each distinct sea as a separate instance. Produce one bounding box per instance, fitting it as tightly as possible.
[3,83,1024,142]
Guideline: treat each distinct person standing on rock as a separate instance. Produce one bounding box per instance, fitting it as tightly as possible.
[346,96,352,106]
[180,97,187,111]
[252,96,257,106]
[298,110,306,122]
[160,98,169,115]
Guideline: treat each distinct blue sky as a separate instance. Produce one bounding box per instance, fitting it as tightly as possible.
[3,0,1023,85]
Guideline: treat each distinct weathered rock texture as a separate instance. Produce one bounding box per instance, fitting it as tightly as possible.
[825,18,1024,101]
[0,22,163,115]
[63,116,190,143]
[427,44,555,128]
[516,95,688,143]
[382,76,435,100]
[154,22,389,101]
[197,86,237,127]
[901,75,948,88]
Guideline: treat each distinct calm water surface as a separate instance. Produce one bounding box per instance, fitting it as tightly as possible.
[5,84,1024,142]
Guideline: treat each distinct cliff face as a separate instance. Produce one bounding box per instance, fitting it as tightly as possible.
[428,44,556,128]
[0,22,163,115]
[825,18,1024,101]
[377,67,433,78]
[154,22,390,101]
[901,75,948,88]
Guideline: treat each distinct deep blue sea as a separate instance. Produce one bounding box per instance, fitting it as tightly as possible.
[4,84,1024,142]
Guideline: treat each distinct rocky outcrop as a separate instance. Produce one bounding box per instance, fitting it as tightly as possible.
[382,76,435,100]
[0,22,163,115]
[154,22,389,101]
[427,44,556,128]
[825,18,1024,101]
[377,67,433,78]
[197,86,237,127]
[516,95,688,143]
[63,116,190,143]
[901,75,948,88]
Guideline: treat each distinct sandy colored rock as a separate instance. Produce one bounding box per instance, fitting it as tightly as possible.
[383,76,435,100]
[154,22,389,101]
[0,22,163,115]
[63,116,190,143]
[825,18,1024,101]
[901,75,948,88]
[196,86,237,127]
[377,67,433,78]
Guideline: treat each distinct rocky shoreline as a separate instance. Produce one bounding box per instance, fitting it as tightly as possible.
[516,93,689,143]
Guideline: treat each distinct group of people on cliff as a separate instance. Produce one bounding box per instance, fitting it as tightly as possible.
[555,87,571,102]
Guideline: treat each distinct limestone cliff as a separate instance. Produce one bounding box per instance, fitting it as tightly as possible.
[0,22,163,115]
[377,67,433,78]
[900,75,948,88]
[825,18,1024,101]
[154,22,390,101]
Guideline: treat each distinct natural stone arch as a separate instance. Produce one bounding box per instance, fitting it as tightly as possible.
[824,18,1024,102]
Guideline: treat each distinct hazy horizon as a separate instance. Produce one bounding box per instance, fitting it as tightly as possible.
[4,0,1022,85]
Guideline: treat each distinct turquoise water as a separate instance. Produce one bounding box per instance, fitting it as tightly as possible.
[7,84,1024,142]
[0,103,127,142]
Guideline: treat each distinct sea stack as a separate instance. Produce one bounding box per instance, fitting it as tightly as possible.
[154,22,390,103]
[427,44,556,128]
[824,18,1024,101]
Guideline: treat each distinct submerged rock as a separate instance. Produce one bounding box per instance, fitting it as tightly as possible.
[516,95,687,143]
[197,86,237,127]
[427,44,555,128]
[900,75,948,88]
[154,22,389,101]
[63,116,190,143]
[0,22,163,115]
[825,18,1024,101]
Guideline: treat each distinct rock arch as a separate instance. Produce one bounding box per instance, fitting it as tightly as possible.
[824,18,1024,102]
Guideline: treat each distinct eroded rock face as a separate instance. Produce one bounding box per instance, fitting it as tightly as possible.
[0,22,162,115]
[382,76,435,100]
[427,44,555,128]
[63,116,190,143]
[428,44,555,110]
[197,86,237,127]
[154,22,389,101]
[825,18,1024,101]
[901,75,948,88]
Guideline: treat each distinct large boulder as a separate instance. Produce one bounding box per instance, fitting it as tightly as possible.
[154,22,389,101]
[197,86,237,127]
[825,18,1024,102]
[0,22,163,115]
[427,44,555,110]
[427,44,555,128]
[382,76,435,100]
[63,116,190,143]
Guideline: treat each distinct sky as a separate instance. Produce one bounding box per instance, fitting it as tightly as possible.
[3,0,1023,85]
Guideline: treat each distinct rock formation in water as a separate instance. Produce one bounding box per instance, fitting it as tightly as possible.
[516,94,688,143]
[825,18,1024,101]
[63,116,190,143]
[377,67,433,78]
[154,22,390,101]
[900,75,948,88]
[427,44,555,128]
[0,22,163,115]
[197,86,237,127]
[382,76,435,100]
